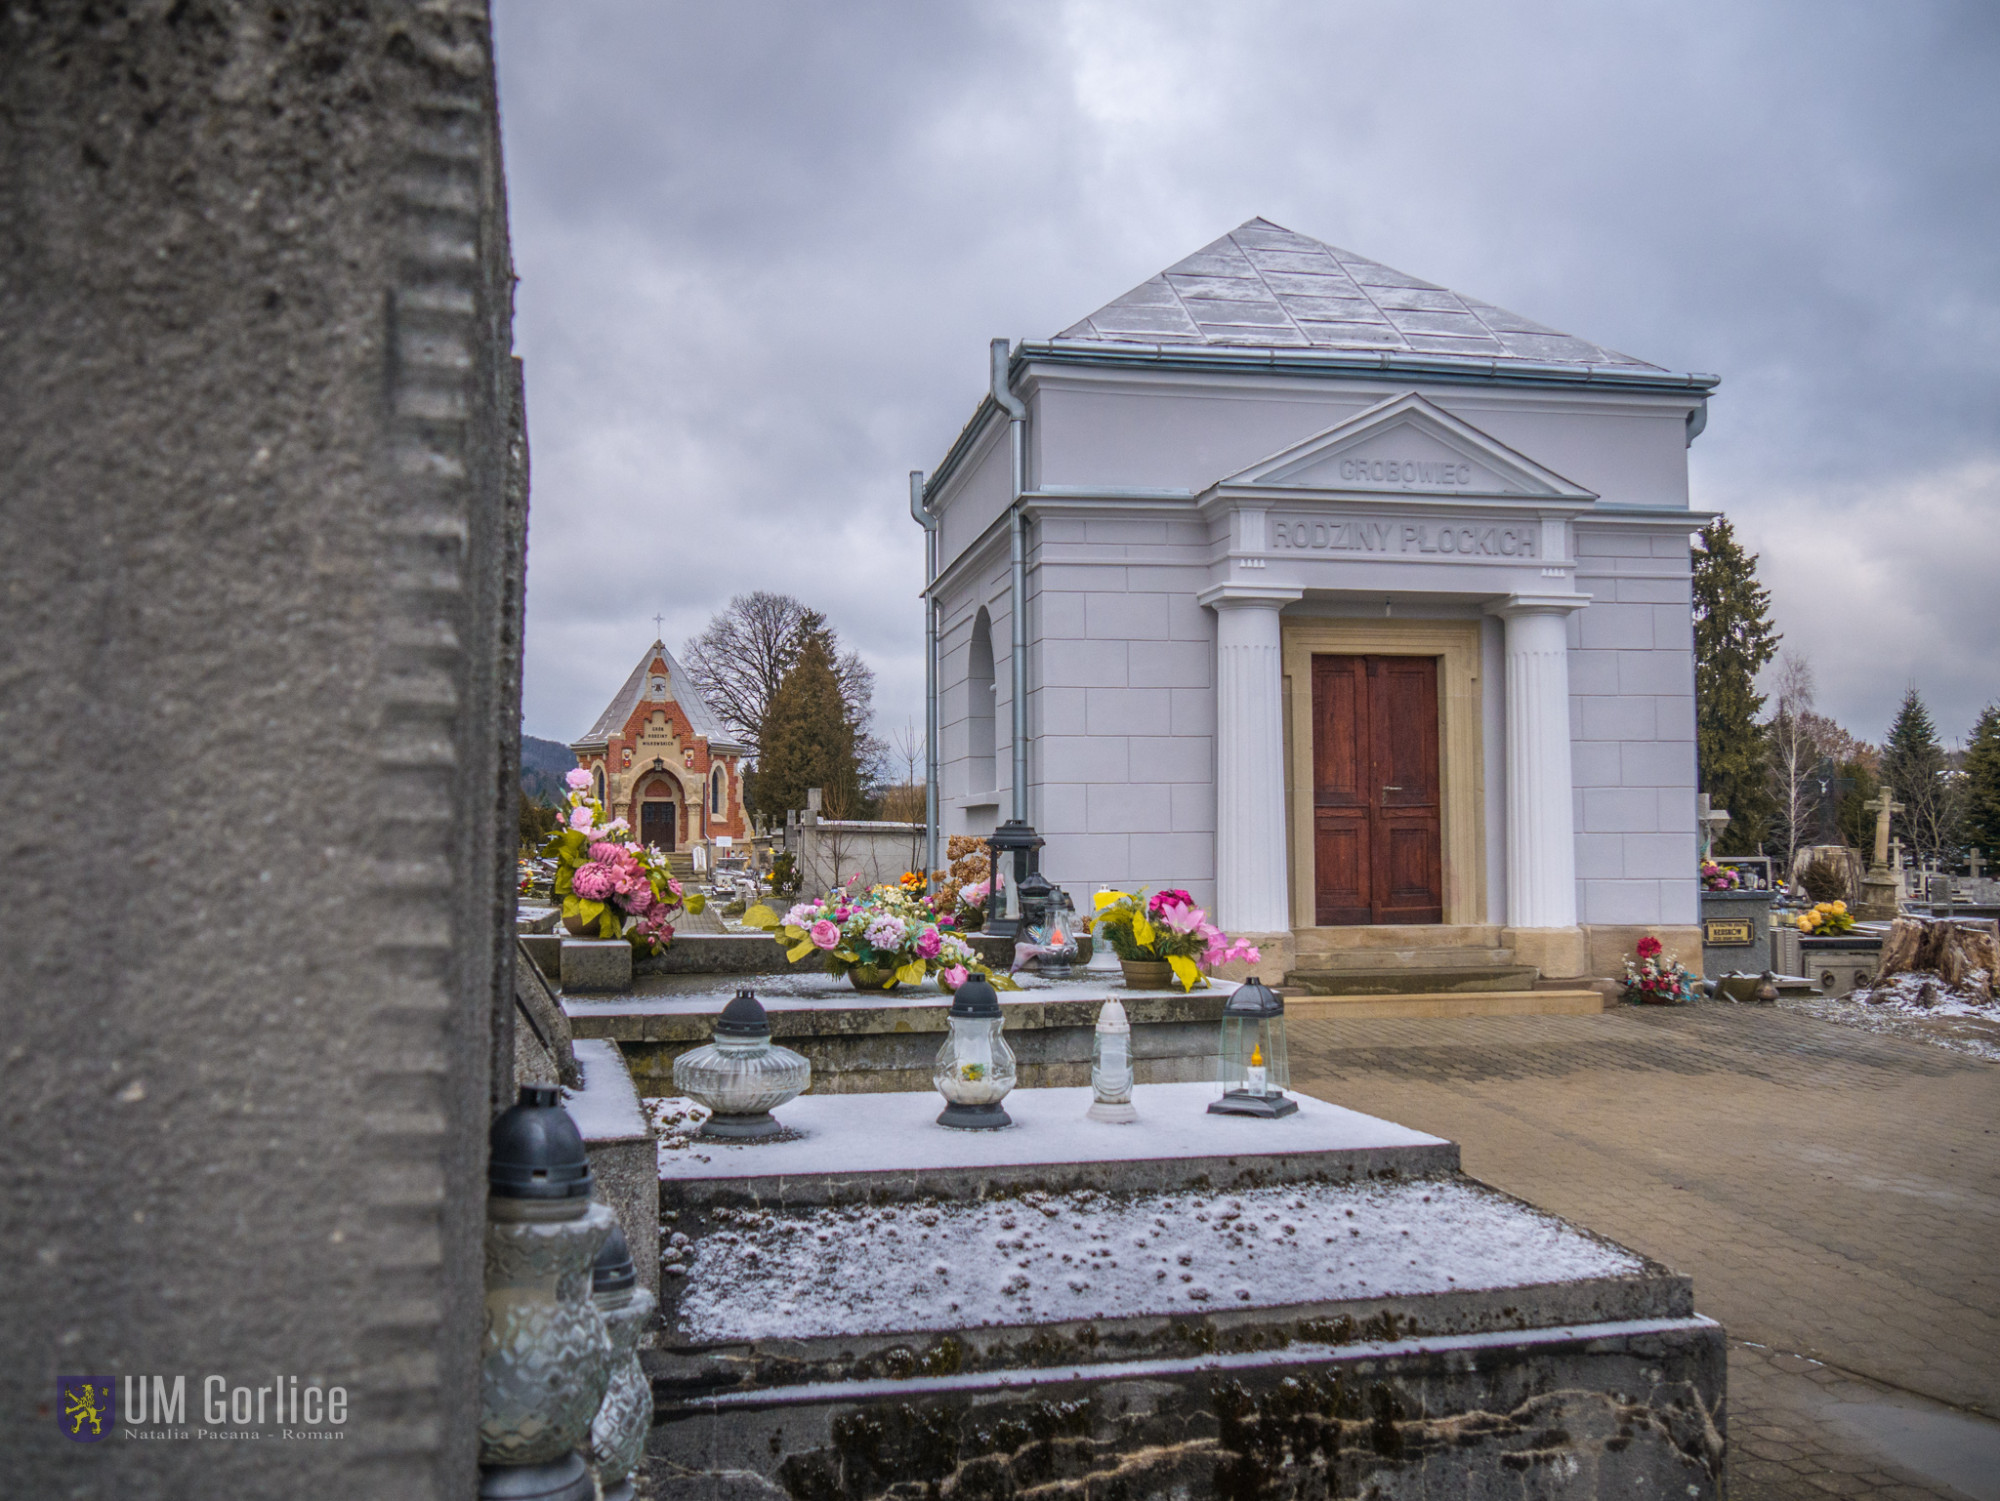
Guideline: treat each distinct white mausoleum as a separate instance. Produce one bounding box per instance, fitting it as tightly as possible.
[916,220,1715,982]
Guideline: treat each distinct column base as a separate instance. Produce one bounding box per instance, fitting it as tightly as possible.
[1856,869,1900,922]
[1504,926,1588,982]
[1207,932,1295,989]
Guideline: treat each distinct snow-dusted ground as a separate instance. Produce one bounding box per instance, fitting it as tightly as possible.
[667,1176,1645,1343]
[1786,976,2000,1063]
[649,1083,1447,1179]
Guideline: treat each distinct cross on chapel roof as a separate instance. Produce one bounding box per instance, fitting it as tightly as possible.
[1056,218,1670,373]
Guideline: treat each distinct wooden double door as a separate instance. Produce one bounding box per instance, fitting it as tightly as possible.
[640,800,678,851]
[1312,654,1443,925]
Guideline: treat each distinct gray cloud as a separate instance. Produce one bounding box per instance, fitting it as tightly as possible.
[494,0,2000,752]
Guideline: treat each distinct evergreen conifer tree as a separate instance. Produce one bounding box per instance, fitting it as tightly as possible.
[748,630,862,819]
[1882,688,1955,861]
[1692,518,1779,854]
[1962,705,2000,867]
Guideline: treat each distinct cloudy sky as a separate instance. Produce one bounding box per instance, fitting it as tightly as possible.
[493,0,1999,754]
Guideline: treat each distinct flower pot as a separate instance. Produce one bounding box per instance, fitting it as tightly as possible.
[1622,988,1679,1006]
[846,962,903,992]
[1120,958,1172,990]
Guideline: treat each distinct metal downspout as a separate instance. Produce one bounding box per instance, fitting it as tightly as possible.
[909,469,940,884]
[991,338,1029,827]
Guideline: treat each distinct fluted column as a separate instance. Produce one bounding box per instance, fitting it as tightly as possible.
[1205,587,1299,934]
[1489,595,1589,929]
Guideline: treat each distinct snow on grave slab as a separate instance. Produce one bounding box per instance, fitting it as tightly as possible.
[564,968,1235,1018]
[653,1081,1453,1192]
[670,1175,1650,1344]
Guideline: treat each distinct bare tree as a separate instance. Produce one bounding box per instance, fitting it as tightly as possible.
[682,592,878,759]
[1765,651,1821,869]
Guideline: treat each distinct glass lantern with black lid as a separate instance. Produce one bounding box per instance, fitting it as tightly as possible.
[1206,977,1296,1118]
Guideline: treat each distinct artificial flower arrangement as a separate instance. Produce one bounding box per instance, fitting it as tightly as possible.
[746,879,1006,992]
[538,769,705,954]
[1699,860,1740,892]
[1091,887,1262,992]
[1622,935,1701,1005]
[1792,900,1855,936]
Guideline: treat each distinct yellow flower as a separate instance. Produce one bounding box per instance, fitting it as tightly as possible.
[1831,901,1847,912]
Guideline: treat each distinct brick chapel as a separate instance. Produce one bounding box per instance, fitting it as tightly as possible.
[569,639,749,851]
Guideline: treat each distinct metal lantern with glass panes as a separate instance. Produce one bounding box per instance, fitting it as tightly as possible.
[933,973,1017,1129]
[983,819,1044,940]
[1207,978,1297,1118]
[671,989,811,1139]
[1087,998,1136,1122]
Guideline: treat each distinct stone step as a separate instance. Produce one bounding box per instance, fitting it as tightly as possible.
[1290,945,1516,973]
[1281,965,1541,996]
[1293,923,1504,954]
[1281,989,1605,1019]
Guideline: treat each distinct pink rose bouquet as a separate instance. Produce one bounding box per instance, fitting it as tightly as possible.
[537,773,706,955]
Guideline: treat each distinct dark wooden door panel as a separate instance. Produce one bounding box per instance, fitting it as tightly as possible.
[1312,653,1443,925]
[640,800,677,851]
[1312,656,1371,924]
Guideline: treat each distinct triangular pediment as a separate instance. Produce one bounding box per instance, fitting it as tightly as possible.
[1220,393,1596,500]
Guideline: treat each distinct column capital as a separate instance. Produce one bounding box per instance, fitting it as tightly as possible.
[1485,591,1591,620]
[1197,583,1303,612]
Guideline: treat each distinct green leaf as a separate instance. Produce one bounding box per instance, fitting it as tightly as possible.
[683,892,707,914]
[577,899,605,924]
[740,903,781,931]
[786,936,816,963]
[895,959,928,987]
[553,866,573,896]
[1133,912,1155,951]
[1168,954,1202,992]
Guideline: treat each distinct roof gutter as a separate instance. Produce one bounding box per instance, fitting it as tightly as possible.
[990,338,1031,828]
[909,468,941,885]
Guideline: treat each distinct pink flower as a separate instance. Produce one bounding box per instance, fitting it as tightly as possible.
[668,878,683,898]
[916,928,943,959]
[809,919,841,950]
[568,806,595,833]
[622,883,654,915]
[565,768,592,791]
[940,965,968,990]
[1156,900,1206,935]
[572,862,616,901]
[1637,936,1663,959]
[1148,889,1194,917]
[588,841,624,864]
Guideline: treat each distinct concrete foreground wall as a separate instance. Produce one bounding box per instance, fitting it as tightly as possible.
[0,5,523,1496]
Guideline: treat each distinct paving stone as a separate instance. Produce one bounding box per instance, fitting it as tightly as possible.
[1288,1002,2000,1500]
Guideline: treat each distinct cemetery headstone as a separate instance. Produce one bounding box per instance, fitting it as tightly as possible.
[2,10,524,1492]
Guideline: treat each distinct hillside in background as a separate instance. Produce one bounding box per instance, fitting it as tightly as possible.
[521,734,575,805]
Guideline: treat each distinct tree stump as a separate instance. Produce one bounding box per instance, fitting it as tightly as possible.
[1874,917,2000,1003]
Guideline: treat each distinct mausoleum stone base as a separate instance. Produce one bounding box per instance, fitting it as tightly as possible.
[646,1085,1725,1497]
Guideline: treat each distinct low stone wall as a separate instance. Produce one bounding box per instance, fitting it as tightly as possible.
[564,1039,658,1296]
[566,976,1230,1095]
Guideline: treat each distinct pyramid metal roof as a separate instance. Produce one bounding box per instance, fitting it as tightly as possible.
[1055,218,1661,372]
[573,641,738,751]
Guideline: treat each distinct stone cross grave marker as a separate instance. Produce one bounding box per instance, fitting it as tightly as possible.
[1869,787,1904,869]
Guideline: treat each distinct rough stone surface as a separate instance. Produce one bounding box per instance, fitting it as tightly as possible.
[570,980,1232,1095]
[564,938,637,993]
[567,1042,659,1298]
[0,6,522,1494]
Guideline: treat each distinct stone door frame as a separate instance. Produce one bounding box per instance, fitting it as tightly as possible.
[1281,616,1486,930]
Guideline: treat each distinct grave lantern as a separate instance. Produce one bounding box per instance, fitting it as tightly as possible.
[933,973,1017,1129]
[672,989,811,1139]
[1087,998,1136,1122]
[479,1084,617,1501]
[984,820,1044,940]
[1207,978,1297,1119]
[587,1223,656,1501]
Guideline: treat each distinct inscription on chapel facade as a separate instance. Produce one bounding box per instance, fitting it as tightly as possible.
[1268,516,1539,558]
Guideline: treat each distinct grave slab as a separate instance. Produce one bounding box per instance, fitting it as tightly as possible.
[646,1085,1726,1496]
[564,1039,659,1295]
[568,971,1235,1094]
